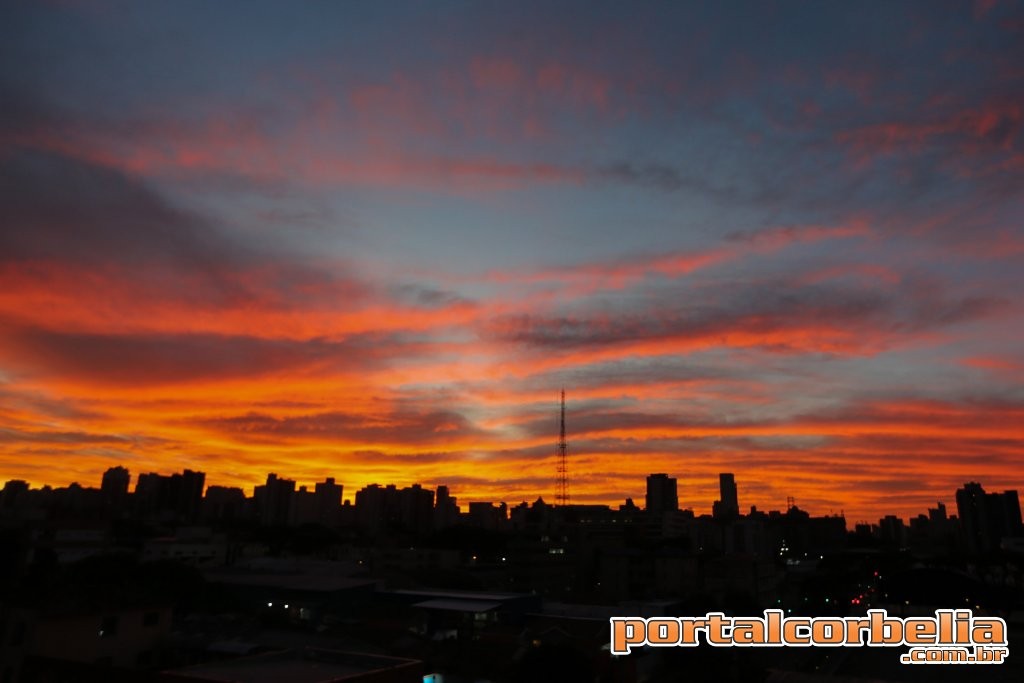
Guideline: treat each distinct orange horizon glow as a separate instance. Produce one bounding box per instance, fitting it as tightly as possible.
[2,2,1023,526]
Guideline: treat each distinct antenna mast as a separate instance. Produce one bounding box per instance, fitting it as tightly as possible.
[556,389,569,506]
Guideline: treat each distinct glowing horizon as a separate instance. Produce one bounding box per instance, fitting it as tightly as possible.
[1,1,1022,524]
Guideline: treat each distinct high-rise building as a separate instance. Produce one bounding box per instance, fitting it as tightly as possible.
[134,472,165,512]
[134,469,205,521]
[203,485,247,521]
[354,484,396,533]
[1,479,29,510]
[399,484,434,536]
[100,466,131,501]
[254,473,296,527]
[956,482,1023,554]
[467,501,506,531]
[177,469,206,521]
[434,485,460,530]
[646,473,678,514]
[713,472,739,519]
[314,477,343,526]
[289,485,318,526]
[354,483,437,535]
[879,515,906,546]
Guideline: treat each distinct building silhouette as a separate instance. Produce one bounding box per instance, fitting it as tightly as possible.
[313,477,343,526]
[100,466,130,502]
[254,473,296,527]
[645,473,678,514]
[956,481,1023,554]
[134,469,205,521]
[713,472,739,519]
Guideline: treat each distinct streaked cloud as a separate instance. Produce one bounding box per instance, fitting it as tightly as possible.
[0,0,1021,521]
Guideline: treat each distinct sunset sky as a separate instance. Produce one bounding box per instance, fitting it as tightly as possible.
[1,1,1022,523]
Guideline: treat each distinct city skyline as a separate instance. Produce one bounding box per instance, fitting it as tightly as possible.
[7,459,1022,529]
[1,2,1023,522]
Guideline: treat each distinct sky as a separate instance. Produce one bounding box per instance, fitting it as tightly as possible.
[1,1,1022,523]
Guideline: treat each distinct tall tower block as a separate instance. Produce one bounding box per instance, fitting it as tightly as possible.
[556,389,569,507]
